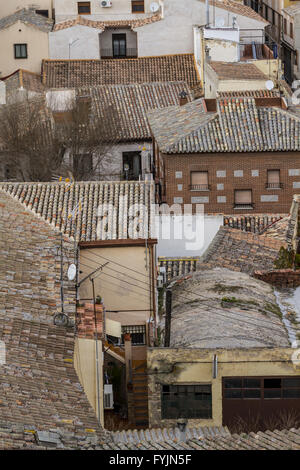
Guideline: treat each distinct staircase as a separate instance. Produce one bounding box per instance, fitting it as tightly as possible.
[131,360,149,429]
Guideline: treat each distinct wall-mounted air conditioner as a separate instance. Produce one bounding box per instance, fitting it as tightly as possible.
[104,384,114,409]
[101,0,112,7]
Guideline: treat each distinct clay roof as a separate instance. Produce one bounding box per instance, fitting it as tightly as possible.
[148,97,300,154]
[71,82,193,141]
[0,8,53,33]
[217,89,280,98]
[209,61,267,80]
[200,0,268,24]
[0,190,108,444]
[169,268,289,348]
[1,69,45,94]
[0,181,155,241]
[53,13,162,31]
[41,54,201,90]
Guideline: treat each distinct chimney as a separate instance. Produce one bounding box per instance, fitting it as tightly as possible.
[179,90,188,107]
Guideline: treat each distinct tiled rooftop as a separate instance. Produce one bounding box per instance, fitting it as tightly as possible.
[0,8,53,33]
[169,268,289,349]
[53,13,162,31]
[199,0,268,24]
[0,181,155,241]
[0,190,108,443]
[41,54,201,90]
[71,82,193,141]
[217,89,280,98]
[209,61,267,80]
[148,97,300,154]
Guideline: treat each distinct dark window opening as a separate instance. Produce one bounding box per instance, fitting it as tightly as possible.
[162,384,212,419]
[14,44,27,59]
[123,152,141,180]
[132,1,145,13]
[78,2,91,14]
[35,10,49,17]
[112,34,127,58]
[224,376,300,400]
[121,325,146,345]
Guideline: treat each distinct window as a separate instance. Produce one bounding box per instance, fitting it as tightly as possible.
[267,169,281,189]
[73,154,93,176]
[290,22,294,39]
[123,152,141,180]
[78,2,91,14]
[14,44,27,59]
[132,1,145,13]
[234,189,253,209]
[35,10,49,17]
[224,377,300,400]
[121,325,146,345]
[190,171,210,191]
[112,34,127,58]
[162,384,212,419]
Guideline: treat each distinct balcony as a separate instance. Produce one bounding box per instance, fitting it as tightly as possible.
[234,203,254,210]
[265,182,283,189]
[100,48,138,59]
[189,184,211,191]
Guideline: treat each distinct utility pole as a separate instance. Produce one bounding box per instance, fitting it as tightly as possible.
[164,289,172,347]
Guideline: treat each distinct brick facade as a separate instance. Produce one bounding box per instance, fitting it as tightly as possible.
[254,269,300,288]
[161,151,300,213]
[76,303,104,339]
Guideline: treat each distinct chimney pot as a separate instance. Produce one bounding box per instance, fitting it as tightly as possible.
[179,91,188,107]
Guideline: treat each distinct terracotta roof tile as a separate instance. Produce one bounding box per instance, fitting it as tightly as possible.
[209,61,268,80]
[42,54,201,90]
[148,97,300,153]
[0,181,155,241]
[53,13,162,31]
[0,8,53,33]
[200,0,268,24]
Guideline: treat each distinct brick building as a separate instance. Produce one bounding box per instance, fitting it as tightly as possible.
[148,96,300,214]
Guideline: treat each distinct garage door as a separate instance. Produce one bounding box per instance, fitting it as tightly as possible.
[222,376,300,430]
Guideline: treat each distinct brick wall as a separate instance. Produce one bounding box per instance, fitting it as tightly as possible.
[254,269,300,287]
[162,151,300,213]
[76,303,103,339]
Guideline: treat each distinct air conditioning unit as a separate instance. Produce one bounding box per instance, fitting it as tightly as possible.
[104,384,114,409]
[101,0,112,7]
[157,275,164,288]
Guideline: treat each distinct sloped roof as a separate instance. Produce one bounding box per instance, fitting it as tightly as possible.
[53,13,162,31]
[42,54,201,90]
[73,82,193,141]
[217,89,280,98]
[148,97,300,154]
[169,268,289,348]
[0,181,155,242]
[1,69,45,94]
[200,0,268,24]
[0,190,108,442]
[0,8,53,33]
[209,61,267,80]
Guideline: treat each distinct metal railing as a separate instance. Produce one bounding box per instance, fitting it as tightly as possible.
[189,184,211,191]
[100,48,138,59]
[265,182,283,189]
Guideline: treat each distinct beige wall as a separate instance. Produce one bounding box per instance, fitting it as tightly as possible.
[0,21,49,77]
[74,337,104,426]
[0,2,53,19]
[54,0,157,22]
[79,245,153,326]
[148,347,300,428]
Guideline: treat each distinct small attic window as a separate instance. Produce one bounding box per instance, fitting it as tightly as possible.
[14,44,27,59]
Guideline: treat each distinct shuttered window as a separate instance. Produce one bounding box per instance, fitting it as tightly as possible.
[234,190,252,204]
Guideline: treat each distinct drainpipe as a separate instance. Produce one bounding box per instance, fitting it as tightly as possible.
[206,0,210,28]
[164,289,172,347]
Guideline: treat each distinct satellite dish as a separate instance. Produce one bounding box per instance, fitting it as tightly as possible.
[215,17,225,28]
[266,80,274,91]
[150,2,159,13]
[67,263,77,281]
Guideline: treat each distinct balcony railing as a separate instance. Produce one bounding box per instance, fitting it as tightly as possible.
[189,184,211,191]
[100,48,138,59]
[265,182,283,189]
[234,203,254,210]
